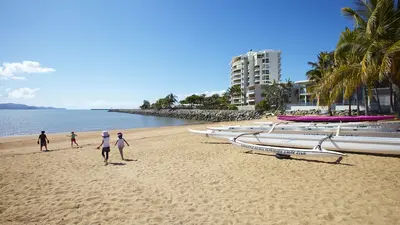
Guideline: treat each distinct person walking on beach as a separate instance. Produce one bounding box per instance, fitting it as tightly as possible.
[114,132,130,160]
[97,131,111,165]
[68,132,79,148]
[37,131,49,151]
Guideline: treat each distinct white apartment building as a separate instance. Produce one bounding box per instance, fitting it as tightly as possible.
[230,49,282,106]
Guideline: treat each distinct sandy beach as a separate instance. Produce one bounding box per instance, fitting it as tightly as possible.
[0,117,399,225]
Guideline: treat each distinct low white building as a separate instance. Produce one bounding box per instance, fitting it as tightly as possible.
[286,80,393,113]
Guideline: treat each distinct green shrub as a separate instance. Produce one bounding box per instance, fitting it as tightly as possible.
[255,100,271,111]
[227,104,238,110]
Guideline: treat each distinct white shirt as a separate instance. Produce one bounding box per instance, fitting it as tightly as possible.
[103,137,110,148]
[117,138,125,148]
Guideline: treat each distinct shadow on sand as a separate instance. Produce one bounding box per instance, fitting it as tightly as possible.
[109,162,126,166]
[201,141,231,145]
[243,151,354,166]
[124,159,138,162]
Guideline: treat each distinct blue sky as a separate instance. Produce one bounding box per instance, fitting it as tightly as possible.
[0,0,354,109]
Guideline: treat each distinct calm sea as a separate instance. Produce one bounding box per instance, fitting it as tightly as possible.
[0,110,202,137]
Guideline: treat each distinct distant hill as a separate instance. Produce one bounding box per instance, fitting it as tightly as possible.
[0,103,66,110]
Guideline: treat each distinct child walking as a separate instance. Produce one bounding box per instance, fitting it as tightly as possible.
[37,130,49,151]
[97,131,111,165]
[114,132,130,160]
[68,132,79,148]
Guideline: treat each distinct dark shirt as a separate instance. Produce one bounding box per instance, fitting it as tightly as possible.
[39,134,47,143]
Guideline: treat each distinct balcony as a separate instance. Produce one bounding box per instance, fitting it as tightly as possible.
[231,74,241,79]
[232,80,241,85]
[247,90,255,95]
[232,77,241,82]
[232,96,241,100]
[299,88,312,95]
[231,68,241,74]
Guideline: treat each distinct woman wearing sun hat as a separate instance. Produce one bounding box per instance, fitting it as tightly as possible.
[97,131,111,165]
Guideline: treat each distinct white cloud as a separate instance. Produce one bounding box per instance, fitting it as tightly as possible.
[7,88,40,99]
[176,89,226,101]
[11,76,27,80]
[0,61,55,80]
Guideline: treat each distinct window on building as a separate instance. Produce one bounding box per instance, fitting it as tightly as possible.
[262,75,269,80]
[265,53,269,57]
[262,70,270,74]
[265,59,269,63]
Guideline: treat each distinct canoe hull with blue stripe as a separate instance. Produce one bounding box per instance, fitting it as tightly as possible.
[188,129,400,155]
[229,138,346,157]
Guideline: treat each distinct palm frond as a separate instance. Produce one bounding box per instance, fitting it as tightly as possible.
[366,1,380,37]
[341,7,367,29]
[379,40,400,80]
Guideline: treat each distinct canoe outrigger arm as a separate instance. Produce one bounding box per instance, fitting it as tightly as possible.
[267,122,284,134]
[313,133,343,163]
[233,131,264,141]
[335,125,341,136]
[313,133,334,151]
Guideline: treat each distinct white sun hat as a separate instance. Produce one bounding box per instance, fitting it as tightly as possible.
[101,131,109,137]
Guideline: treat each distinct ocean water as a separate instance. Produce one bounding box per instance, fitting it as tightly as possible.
[0,110,202,137]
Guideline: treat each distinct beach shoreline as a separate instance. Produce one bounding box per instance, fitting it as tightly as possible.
[1,116,399,225]
[0,120,210,139]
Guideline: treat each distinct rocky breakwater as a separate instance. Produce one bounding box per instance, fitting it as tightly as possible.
[109,109,264,122]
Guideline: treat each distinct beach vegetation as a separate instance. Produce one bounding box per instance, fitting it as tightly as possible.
[309,0,400,116]
[140,100,151,109]
[261,79,293,111]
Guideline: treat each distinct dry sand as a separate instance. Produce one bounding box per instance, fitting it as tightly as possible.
[0,117,399,225]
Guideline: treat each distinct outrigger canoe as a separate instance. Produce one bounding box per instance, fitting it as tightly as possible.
[206,123,400,138]
[228,137,346,163]
[188,129,400,155]
[277,115,396,122]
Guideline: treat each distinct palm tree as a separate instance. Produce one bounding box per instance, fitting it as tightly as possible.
[227,85,241,103]
[262,80,293,111]
[229,85,241,96]
[340,0,400,115]
[140,100,151,109]
[333,27,369,115]
[306,51,335,116]
[164,93,177,108]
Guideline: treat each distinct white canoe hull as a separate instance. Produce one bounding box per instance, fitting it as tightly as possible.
[206,126,400,138]
[188,129,400,155]
[229,138,346,157]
